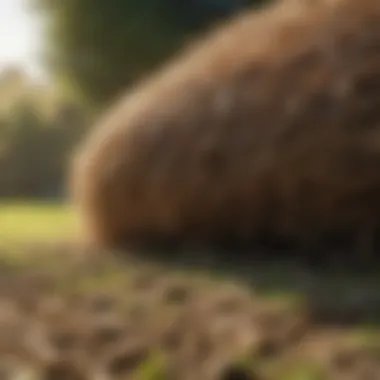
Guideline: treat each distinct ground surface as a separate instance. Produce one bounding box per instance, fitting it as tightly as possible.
[0,201,77,245]
[0,201,380,380]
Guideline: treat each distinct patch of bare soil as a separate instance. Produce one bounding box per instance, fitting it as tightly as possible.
[0,245,379,379]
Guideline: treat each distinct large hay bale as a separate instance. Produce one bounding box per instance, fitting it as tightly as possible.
[71,0,380,257]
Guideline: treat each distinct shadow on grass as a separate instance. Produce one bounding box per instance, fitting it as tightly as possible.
[111,244,380,329]
[2,239,380,331]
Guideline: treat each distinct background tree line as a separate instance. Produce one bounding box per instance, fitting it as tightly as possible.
[0,0,270,199]
[0,67,88,198]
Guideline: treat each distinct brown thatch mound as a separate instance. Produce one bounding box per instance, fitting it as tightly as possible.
[71,0,380,257]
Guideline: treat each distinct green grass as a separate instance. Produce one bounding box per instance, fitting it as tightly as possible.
[0,200,78,245]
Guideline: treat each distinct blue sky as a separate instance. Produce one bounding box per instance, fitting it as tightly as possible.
[0,0,42,78]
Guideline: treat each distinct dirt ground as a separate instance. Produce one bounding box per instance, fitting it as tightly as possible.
[0,243,379,380]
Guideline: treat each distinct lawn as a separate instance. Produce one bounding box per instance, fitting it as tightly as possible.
[0,200,78,245]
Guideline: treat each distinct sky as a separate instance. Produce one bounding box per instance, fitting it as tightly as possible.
[0,0,43,79]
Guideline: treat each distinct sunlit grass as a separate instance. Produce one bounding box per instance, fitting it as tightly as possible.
[0,200,78,245]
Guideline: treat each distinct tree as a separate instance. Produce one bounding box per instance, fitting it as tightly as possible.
[0,66,88,198]
[31,0,267,110]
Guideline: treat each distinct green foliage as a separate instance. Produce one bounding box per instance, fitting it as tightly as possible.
[0,66,89,199]
[31,0,270,110]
